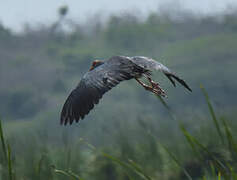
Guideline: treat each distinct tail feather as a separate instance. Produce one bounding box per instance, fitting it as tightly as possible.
[165,73,192,92]
[165,74,176,87]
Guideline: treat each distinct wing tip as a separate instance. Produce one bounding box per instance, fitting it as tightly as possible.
[60,116,68,126]
[60,116,79,126]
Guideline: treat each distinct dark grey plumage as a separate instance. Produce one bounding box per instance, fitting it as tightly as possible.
[60,56,191,125]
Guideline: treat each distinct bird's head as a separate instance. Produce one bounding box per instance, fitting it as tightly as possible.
[89,60,104,71]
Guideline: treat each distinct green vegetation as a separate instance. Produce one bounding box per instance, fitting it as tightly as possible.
[1,87,237,179]
[0,8,237,179]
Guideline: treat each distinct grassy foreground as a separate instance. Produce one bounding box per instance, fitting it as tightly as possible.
[0,87,237,180]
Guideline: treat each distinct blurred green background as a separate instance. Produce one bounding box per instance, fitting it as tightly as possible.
[0,3,237,180]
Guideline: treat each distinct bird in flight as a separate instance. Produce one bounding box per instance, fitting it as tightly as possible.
[61,56,192,125]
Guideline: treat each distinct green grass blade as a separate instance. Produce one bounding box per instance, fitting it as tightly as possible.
[180,124,201,159]
[221,117,237,156]
[53,168,74,179]
[7,143,13,180]
[0,119,7,162]
[83,139,152,180]
[127,159,153,180]
[221,118,232,150]
[103,153,153,180]
[210,162,216,178]
[146,131,192,179]
[156,95,177,121]
[194,140,227,172]
[37,154,47,177]
[200,84,224,144]
[52,165,84,180]
[181,126,227,172]
[218,172,221,180]
[229,164,237,179]
[67,170,83,180]
[126,173,136,180]
[157,142,193,180]
[156,96,170,111]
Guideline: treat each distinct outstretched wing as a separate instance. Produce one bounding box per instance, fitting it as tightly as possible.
[60,56,147,125]
[130,56,192,92]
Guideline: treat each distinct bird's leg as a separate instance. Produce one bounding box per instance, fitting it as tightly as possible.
[135,78,153,91]
[145,76,167,97]
[135,78,166,97]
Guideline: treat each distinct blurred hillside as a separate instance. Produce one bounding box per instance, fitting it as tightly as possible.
[1,10,237,122]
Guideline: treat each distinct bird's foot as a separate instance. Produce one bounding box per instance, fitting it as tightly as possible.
[143,82,166,97]
[136,77,166,97]
[151,82,166,97]
[149,84,166,97]
[146,77,166,97]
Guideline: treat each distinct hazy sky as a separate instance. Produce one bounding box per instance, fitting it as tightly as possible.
[0,0,237,32]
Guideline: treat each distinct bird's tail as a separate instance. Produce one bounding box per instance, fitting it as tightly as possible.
[165,73,192,92]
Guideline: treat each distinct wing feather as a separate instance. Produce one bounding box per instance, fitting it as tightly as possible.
[60,56,145,125]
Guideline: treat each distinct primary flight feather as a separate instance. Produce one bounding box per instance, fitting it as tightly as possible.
[61,56,192,125]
